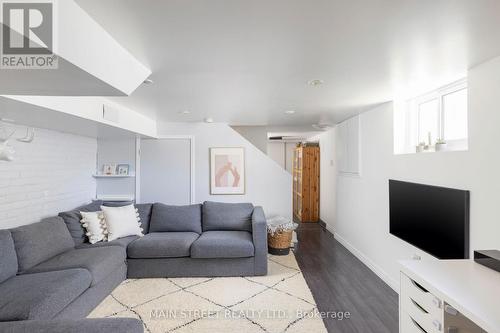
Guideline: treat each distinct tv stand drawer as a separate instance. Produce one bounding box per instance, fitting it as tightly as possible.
[401,311,430,333]
[401,273,442,319]
[400,273,443,333]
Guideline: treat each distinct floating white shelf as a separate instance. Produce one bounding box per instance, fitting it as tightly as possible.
[92,174,135,178]
[96,195,135,202]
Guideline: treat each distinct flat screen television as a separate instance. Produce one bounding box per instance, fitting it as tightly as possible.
[389,180,470,259]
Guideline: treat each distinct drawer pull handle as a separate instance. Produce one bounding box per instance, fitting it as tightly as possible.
[433,319,442,331]
[432,296,442,309]
[411,298,429,314]
[410,279,429,293]
[410,317,428,333]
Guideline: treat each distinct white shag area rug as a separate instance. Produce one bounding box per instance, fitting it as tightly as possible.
[89,254,327,333]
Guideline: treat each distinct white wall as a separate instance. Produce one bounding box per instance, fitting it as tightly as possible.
[0,125,96,228]
[284,142,295,173]
[232,126,268,154]
[327,55,500,291]
[310,129,337,230]
[96,138,136,201]
[158,122,292,218]
[267,141,297,174]
[139,138,192,205]
[267,142,286,169]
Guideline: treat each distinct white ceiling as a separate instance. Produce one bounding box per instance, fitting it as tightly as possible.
[75,0,500,126]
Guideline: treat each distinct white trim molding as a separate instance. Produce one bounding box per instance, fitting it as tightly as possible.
[332,230,399,292]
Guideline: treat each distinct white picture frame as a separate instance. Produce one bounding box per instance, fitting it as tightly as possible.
[103,163,117,175]
[117,164,130,176]
[210,147,245,195]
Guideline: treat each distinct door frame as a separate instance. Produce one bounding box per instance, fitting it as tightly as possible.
[135,135,196,204]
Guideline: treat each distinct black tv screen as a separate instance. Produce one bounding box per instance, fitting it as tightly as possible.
[389,180,470,259]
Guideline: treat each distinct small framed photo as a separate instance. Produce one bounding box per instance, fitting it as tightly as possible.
[117,164,130,176]
[103,164,117,175]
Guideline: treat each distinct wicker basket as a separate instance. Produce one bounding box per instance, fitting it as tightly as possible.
[268,230,293,255]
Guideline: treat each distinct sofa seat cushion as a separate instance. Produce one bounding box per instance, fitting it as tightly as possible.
[0,269,92,321]
[202,201,254,232]
[25,247,126,286]
[76,236,139,249]
[10,217,75,273]
[191,231,255,259]
[127,232,199,259]
[0,230,18,284]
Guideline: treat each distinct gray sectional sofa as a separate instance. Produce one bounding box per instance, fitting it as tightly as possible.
[0,200,267,332]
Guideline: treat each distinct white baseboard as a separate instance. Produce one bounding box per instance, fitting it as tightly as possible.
[328,227,399,292]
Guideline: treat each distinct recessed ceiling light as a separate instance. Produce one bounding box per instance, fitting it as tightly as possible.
[204,117,214,123]
[284,110,296,115]
[143,78,154,85]
[308,79,324,87]
[312,123,333,131]
[179,110,191,115]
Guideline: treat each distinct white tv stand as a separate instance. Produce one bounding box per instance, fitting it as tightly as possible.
[399,259,500,333]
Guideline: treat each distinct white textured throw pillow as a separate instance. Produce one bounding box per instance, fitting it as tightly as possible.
[80,211,107,244]
[100,205,143,241]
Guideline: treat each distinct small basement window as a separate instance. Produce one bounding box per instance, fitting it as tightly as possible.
[394,78,468,154]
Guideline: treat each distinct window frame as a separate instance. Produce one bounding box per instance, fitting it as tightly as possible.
[413,79,468,147]
[417,98,440,145]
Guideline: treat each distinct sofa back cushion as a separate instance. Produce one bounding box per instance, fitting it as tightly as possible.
[150,203,202,234]
[10,217,75,273]
[58,200,103,245]
[202,201,254,232]
[0,230,18,283]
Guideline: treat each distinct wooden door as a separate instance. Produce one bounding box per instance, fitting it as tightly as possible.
[292,146,319,223]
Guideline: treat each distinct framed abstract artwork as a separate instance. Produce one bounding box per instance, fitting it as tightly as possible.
[210,147,245,195]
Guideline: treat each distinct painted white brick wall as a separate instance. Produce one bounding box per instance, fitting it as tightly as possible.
[0,125,97,228]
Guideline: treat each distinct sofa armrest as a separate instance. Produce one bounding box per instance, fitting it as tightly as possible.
[252,206,268,275]
[252,206,267,248]
[0,318,144,333]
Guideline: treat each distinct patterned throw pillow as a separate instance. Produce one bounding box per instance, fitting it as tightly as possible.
[80,211,107,244]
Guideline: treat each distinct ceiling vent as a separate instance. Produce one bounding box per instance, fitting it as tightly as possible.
[269,136,305,141]
[102,105,120,123]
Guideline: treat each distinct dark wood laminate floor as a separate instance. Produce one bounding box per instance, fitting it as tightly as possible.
[293,223,399,333]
